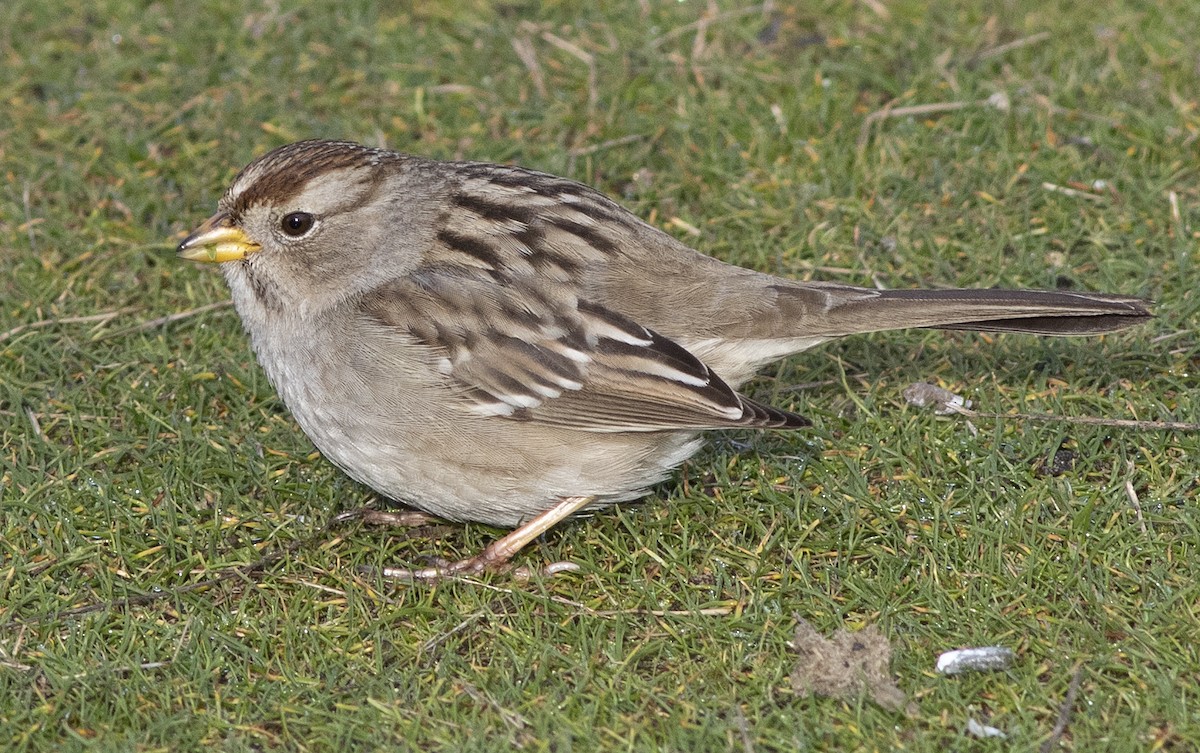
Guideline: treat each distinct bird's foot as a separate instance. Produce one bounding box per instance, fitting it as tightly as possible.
[359,509,442,528]
[378,547,580,582]
[332,506,442,528]
[374,529,580,582]
[374,494,597,582]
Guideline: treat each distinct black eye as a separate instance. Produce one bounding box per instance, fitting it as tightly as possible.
[280,212,315,237]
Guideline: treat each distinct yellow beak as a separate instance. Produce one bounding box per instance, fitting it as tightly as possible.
[177,211,261,263]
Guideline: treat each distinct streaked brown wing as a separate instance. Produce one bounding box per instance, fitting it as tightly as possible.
[356,161,808,432]
[361,272,808,432]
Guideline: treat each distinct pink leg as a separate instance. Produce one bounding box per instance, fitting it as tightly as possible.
[380,495,596,581]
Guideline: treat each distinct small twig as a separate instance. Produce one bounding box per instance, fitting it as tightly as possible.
[9,550,290,626]
[424,577,738,617]
[775,377,844,395]
[1031,93,1123,128]
[68,661,170,680]
[1124,480,1148,533]
[290,578,349,598]
[1,509,368,629]
[22,182,38,253]
[428,84,486,97]
[0,307,138,344]
[0,658,34,672]
[0,627,33,672]
[649,3,771,48]
[148,90,212,135]
[1040,665,1084,753]
[595,606,734,617]
[857,100,978,150]
[510,30,547,99]
[421,613,486,654]
[102,299,235,339]
[541,31,597,116]
[859,0,890,19]
[667,216,703,237]
[969,31,1051,65]
[1123,464,1149,534]
[690,6,711,88]
[1151,328,1194,345]
[24,406,47,443]
[0,409,114,422]
[566,134,646,158]
[459,682,529,735]
[1042,182,1106,202]
[947,405,1200,432]
[171,618,193,664]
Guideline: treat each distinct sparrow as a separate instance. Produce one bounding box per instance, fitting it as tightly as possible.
[178,139,1151,578]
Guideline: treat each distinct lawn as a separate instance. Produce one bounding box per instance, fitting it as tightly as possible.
[2,1,1198,750]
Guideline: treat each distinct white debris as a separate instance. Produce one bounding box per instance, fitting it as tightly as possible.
[936,646,1015,675]
[986,92,1011,112]
[966,718,1007,739]
[903,382,971,415]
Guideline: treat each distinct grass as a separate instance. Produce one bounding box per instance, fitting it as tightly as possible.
[2,0,1198,750]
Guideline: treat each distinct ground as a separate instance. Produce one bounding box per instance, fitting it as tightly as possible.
[1,1,1198,751]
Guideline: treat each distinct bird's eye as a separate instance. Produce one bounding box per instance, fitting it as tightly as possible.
[280,212,315,237]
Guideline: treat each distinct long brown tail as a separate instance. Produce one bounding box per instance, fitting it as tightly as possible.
[777,283,1152,338]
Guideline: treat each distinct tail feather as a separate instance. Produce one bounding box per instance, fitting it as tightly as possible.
[779,284,1152,338]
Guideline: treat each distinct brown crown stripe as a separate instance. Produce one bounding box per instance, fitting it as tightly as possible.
[232,140,390,214]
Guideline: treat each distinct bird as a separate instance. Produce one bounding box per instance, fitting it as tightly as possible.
[177,139,1151,579]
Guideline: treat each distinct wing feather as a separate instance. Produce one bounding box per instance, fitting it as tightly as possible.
[357,166,810,432]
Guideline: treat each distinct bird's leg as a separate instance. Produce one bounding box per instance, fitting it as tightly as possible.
[381,495,596,581]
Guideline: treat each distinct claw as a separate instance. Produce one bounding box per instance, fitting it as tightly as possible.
[362,495,595,583]
[359,509,441,527]
[377,551,581,582]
